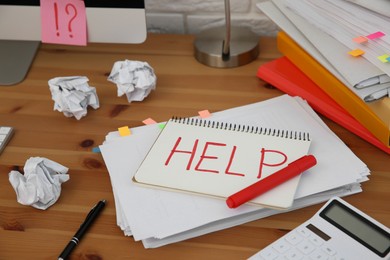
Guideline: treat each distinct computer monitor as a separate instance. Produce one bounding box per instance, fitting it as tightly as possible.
[0,0,147,86]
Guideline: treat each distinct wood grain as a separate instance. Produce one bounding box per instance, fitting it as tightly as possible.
[0,34,389,260]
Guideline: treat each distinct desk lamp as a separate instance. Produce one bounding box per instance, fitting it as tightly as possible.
[194,0,259,68]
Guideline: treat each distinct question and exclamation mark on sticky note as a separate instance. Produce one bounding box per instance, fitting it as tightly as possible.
[40,0,87,46]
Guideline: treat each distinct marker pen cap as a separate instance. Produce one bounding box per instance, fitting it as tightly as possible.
[294,155,317,172]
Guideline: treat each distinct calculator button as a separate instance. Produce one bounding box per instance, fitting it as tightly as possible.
[297,241,316,255]
[285,248,304,260]
[321,246,336,256]
[297,228,311,237]
[308,235,323,247]
[310,249,328,259]
[258,247,279,259]
[285,232,304,245]
[272,240,291,254]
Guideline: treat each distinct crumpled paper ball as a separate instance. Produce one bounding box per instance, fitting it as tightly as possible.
[48,76,100,120]
[107,60,157,103]
[8,157,70,210]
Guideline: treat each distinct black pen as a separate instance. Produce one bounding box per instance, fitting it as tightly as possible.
[58,200,106,260]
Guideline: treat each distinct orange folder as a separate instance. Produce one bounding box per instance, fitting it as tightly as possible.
[257,57,390,154]
[276,31,390,148]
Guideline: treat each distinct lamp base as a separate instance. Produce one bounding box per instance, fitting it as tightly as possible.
[194,26,259,68]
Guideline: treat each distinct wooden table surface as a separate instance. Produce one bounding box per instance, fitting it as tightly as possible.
[0,34,389,260]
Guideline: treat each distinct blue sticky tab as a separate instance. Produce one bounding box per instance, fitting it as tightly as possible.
[92,147,101,153]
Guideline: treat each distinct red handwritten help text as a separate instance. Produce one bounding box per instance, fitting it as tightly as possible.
[165,137,287,179]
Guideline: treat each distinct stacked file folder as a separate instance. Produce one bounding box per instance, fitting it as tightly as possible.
[257,0,390,153]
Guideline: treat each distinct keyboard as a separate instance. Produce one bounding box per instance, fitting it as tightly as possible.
[0,126,14,155]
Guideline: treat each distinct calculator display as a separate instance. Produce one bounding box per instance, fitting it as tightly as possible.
[320,200,390,257]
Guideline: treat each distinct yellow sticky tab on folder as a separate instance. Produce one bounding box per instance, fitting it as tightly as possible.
[118,126,131,136]
[348,49,365,57]
[378,54,390,63]
[353,36,368,44]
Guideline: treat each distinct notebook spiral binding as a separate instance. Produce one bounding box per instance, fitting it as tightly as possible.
[171,117,311,141]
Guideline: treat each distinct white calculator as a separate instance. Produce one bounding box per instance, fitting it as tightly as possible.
[249,197,390,260]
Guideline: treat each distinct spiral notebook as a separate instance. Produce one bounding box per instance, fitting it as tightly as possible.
[133,117,312,209]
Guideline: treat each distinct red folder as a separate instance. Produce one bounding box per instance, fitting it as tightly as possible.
[257,57,390,154]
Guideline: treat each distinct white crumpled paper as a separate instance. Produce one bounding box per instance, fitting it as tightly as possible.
[8,157,69,210]
[107,60,157,103]
[48,76,100,120]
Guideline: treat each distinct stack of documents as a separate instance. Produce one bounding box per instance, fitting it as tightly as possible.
[257,0,390,149]
[99,95,369,248]
[258,0,390,101]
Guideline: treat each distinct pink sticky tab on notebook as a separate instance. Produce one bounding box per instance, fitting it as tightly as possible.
[353,36,368,44]
[198,110,211,118]
[142,118,157,125]
[366,31,385,40]
[40,0,87,46]
[348,49,365,57]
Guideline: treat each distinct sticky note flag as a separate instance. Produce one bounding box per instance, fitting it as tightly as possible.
[198,110,212,118]
[158,123,166,129]
[348,49,365,57]
[118,126,131,136]
[142,118,157,125]
[40,0,87,46]
[377,54,390,63]
[353,36,368,44]
[92,147,101,153]
[366,31,385,40]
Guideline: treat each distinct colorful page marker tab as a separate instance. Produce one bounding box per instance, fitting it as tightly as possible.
[118,126,131,136]
[353,36,368,44]
[366,31,385,40]
[40,0,87,46]
[198,110,212,118]
[142,118,157,125]
[92,147,101,153]
[348,49,365,57]
[378,54,390,63]
[158,123,166,129]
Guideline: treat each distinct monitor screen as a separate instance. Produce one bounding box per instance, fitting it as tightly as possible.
[0,0,147,85]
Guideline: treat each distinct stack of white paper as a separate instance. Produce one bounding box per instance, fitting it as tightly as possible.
[99,95,369,248]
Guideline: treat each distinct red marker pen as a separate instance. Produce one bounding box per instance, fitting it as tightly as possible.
[226,155,317,209]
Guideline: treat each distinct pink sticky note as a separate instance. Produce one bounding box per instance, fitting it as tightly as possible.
[353,36,368,44]
[366,31,385,40]
[198,110,211,118]
[142,118,157,125]
[40,0,87,46]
